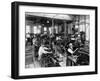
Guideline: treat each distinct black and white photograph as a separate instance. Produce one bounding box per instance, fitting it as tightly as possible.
[25,12,90,68]
[11,1,97,79]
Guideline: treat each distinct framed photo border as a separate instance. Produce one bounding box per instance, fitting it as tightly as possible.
[11,1,98,79]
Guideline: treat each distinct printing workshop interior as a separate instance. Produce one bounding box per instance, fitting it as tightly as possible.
[25,12,90,68]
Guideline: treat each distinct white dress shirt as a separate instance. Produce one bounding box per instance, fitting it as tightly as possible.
[38,45,52,60]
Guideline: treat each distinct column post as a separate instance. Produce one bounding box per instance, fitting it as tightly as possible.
[52,19,54,35]
[64,20,67,38]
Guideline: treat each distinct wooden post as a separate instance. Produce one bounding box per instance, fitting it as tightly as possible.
[64,20,67,38]
[52,19,54,35]
[78,16,80,34]
[84,15,86,41]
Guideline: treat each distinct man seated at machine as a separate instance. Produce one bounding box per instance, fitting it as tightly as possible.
[66,42,78,66]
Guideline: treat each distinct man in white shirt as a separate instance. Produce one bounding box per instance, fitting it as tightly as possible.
[67,43,74,54]
[67,43,78,66]
[38,41,52,61]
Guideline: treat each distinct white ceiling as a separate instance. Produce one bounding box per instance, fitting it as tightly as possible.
[26,12,73,21]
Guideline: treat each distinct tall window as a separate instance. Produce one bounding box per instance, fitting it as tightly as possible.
[74,15,90,41]
[26,25,30,33]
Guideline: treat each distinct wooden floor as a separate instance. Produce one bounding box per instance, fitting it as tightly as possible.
[25,59,41,68]
[25,45,41,68]
[25,56,67,68]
